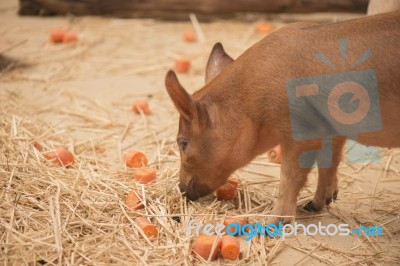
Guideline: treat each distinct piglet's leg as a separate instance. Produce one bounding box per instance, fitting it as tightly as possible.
[267,144,316,225]
[305,137,345,212]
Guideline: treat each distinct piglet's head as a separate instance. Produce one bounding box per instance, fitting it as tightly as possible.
[165,43,236,200]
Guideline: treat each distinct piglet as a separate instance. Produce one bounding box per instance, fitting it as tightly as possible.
[165,11,400,224]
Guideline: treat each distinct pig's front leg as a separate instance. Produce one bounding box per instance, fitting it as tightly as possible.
[305,137,345,212]
[266,144,316,225]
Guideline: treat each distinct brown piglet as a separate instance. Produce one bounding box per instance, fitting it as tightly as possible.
[165,11,400,224]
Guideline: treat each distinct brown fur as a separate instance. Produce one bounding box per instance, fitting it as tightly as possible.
[165,11,400,223]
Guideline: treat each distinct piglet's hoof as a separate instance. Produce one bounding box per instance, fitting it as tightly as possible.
[326,191,339,205]
[304,201,319,212]
[325,197,333,205]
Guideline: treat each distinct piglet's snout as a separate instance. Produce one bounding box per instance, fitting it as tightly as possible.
[178,177,212,201]
[178,179,199,201]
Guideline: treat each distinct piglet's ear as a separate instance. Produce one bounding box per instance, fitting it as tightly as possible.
[165,70,194,121]
[205,43,234,83]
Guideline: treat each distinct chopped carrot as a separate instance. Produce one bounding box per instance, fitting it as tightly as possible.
[191,235,221,260]
[223,218,248,235]
[132,100,151,114]
[256,22,273,33]
[135,217,158,238]
[174,59,191,73]
[267,145,281,164]
[49,28,65,43]
[132,168,157,184]
[216,177,238,200]
[124,150,148,168]
[183,30,196,42]
[43,146,74,167]
[63,31,77,43]
[220,235,240,260]
[125,190,144,210]
[33,142,43,151]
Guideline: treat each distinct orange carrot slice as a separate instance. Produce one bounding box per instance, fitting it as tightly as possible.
[124,150,148,168]
[132,100,151,114]
[183,30,196,42]
[132,168,157,184]
[125,190,144,210]
[174,59,191,73]
[135,217,158,238]
[43,146,74,167]
[191,235,221,260]
[267,145,281,164]
[223,218,248,235]
[49,28,65,43]
[256,22,273,33]
[220,235,240,260]
[216,177,238,200]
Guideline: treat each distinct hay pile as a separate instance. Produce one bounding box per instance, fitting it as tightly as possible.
[0,89,279,265]
[1,87,399,265]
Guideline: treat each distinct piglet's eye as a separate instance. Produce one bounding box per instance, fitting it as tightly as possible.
[177,138,189,151]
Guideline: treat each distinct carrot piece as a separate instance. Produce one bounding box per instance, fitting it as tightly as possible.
[220,235,240,260]
[216,177,238,200]
[183,30,196,42]
[63,31,77,43]
[267,145,281,164]
[132,100,151,114]
[135,217,158,238]
[43,146,74,167]
[132,168,157,184]
[33,142,43,151]
[174,59,191,73]
[223,218,248,235]
[125,190,144,210]
[256,22,273,33]
[124,150,148,168]
[49,28,65,43]
[191,235,221,260]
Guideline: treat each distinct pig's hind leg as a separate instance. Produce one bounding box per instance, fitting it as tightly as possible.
[304,137,346,212]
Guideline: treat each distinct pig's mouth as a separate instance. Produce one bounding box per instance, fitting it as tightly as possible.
[179,176,213,201]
